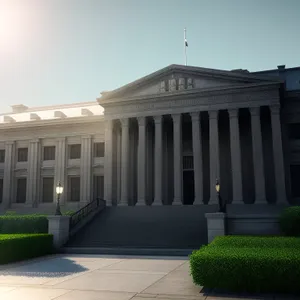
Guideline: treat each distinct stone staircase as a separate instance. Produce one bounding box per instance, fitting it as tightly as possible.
[63,205,218,255]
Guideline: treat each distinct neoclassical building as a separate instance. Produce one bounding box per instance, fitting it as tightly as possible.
[0,64,300,213]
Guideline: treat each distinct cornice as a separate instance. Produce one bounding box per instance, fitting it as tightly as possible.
[98,82,281,107]
[0,115,104,131]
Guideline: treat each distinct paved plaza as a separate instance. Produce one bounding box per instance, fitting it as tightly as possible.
[0,254,296,300]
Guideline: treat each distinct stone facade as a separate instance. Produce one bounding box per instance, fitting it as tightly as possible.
[0,64,300,213]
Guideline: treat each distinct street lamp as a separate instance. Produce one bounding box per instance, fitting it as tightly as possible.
[55,182,63,216]
[215,178,225,213]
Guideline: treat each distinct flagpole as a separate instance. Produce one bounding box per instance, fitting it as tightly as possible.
[184,28,187,66]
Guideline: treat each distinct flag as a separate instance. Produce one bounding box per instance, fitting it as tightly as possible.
[185,38,188,47]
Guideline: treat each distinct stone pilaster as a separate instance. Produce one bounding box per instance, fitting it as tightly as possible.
[27,139,40,206]
[104,120,113,206]
[190,112,203,205]
[80,135,92,203]
[54,138,66,204]
[2,141,15,208]
[209,110,220,204]
[228,109,243,204]
[250,107,266,203]
[270,105,287,203]
[172,113,183,205]
[120,118,130,206]
[153,115,163,205]
[137,117,147,205]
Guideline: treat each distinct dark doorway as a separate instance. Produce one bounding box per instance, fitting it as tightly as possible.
[183,170,195,205]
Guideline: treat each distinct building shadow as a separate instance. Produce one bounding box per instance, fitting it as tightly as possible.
[0,257,88,278]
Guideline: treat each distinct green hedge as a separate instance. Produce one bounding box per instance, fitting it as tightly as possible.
[190,236,300,294]
[210,235,300,248]
[0,216,48,234]
[279,206,300,237]
[0,234,53,264]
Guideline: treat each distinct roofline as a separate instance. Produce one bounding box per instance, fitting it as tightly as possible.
[0,115,104,130]
[0,101,99,116]
[99,64,282,101]
[252,66,300,73]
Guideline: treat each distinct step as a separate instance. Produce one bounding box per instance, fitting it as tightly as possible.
[61,247,194,256]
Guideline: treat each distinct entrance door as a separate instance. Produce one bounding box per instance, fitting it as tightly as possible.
[183,170,195,205]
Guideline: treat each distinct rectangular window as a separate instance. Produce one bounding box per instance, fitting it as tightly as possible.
[290,165,300,197]
[93,175,104,200]
[43,146,55,161]
[288,123,300,139]
[69,144,81,159]
[69,176,80,202]
[18,148,28,162]
[0,179,3,203]
[0,150,5,163]
[94,142,105,157]
[42,177,54,203]
[16,178,27,203]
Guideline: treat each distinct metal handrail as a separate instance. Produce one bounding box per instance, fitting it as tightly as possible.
[69,198,105,231]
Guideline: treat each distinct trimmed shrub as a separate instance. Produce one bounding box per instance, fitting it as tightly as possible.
[0,216,48,234]
[190,245,300,294]
[0,234,53,264]
[279,206,300,236]
[210,235,300,248]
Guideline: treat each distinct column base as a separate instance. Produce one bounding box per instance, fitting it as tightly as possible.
[193,197,203,205]
[135,201,146,206]
[172,198,182,205]
[152,201,162,206]
[118,201,128,207]
[208,198,218,205]
[255,198,267,204]
[231,200,244,204]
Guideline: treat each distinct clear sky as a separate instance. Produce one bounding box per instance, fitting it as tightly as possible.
[0,0,299,113]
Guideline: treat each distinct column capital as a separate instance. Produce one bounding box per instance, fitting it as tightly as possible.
[171,113,181,123]
[81,135,92,140]
[105,119,113,129]
[249,107,261,116]
[208,110,219,120]
[270,105,280,115]
[56,137,66,143]
[153,115,163,125]
[190,112,200,123]
[5,141,15,146]
[137,116,147,126]
[30,138,40,144]
[228,108,239,118]
[120,118,129,128]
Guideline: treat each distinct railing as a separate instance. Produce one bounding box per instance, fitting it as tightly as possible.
[69,198,106,231]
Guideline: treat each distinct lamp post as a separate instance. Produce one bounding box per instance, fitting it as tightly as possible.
[216,178,225,213]
[55,182,63,216]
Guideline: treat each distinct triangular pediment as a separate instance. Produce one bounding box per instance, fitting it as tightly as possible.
[99,64,281,101]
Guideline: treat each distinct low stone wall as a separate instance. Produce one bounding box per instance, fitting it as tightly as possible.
[226,214,281,236]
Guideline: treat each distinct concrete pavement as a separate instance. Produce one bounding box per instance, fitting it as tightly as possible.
[0,254,297,300]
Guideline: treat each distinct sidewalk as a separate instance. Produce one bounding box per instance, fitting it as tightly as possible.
[0,254,297,299]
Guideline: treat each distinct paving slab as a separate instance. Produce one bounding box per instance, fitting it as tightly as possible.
[55,290,135,300]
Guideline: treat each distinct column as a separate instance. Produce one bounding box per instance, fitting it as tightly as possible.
[104,120,113,206]
[209,110,220,204]
[250,107,266,203]
[153,115,163,205]
[2,141,15,208]
[27,139,40,206]
[54,137,66,204]
[228,109,243,204]
[120,118,130,206]
[270,105,287,203]
[172,113,183,205]
[80,135,92,203]
[190,112,203,205]
[137,116,147,205]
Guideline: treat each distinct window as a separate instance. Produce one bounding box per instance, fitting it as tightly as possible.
[290,165,300,197]
[69,144,81,159]
[69,176,80,202]
[0,179,3,203]
[16,178,27,203]
[43,146,55,161]
[42,177,54,203]
[288,123,300,139]
[0,150,5,163]
[94,142,105,157]
[18,148,28,162]
[93,175,104,200]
